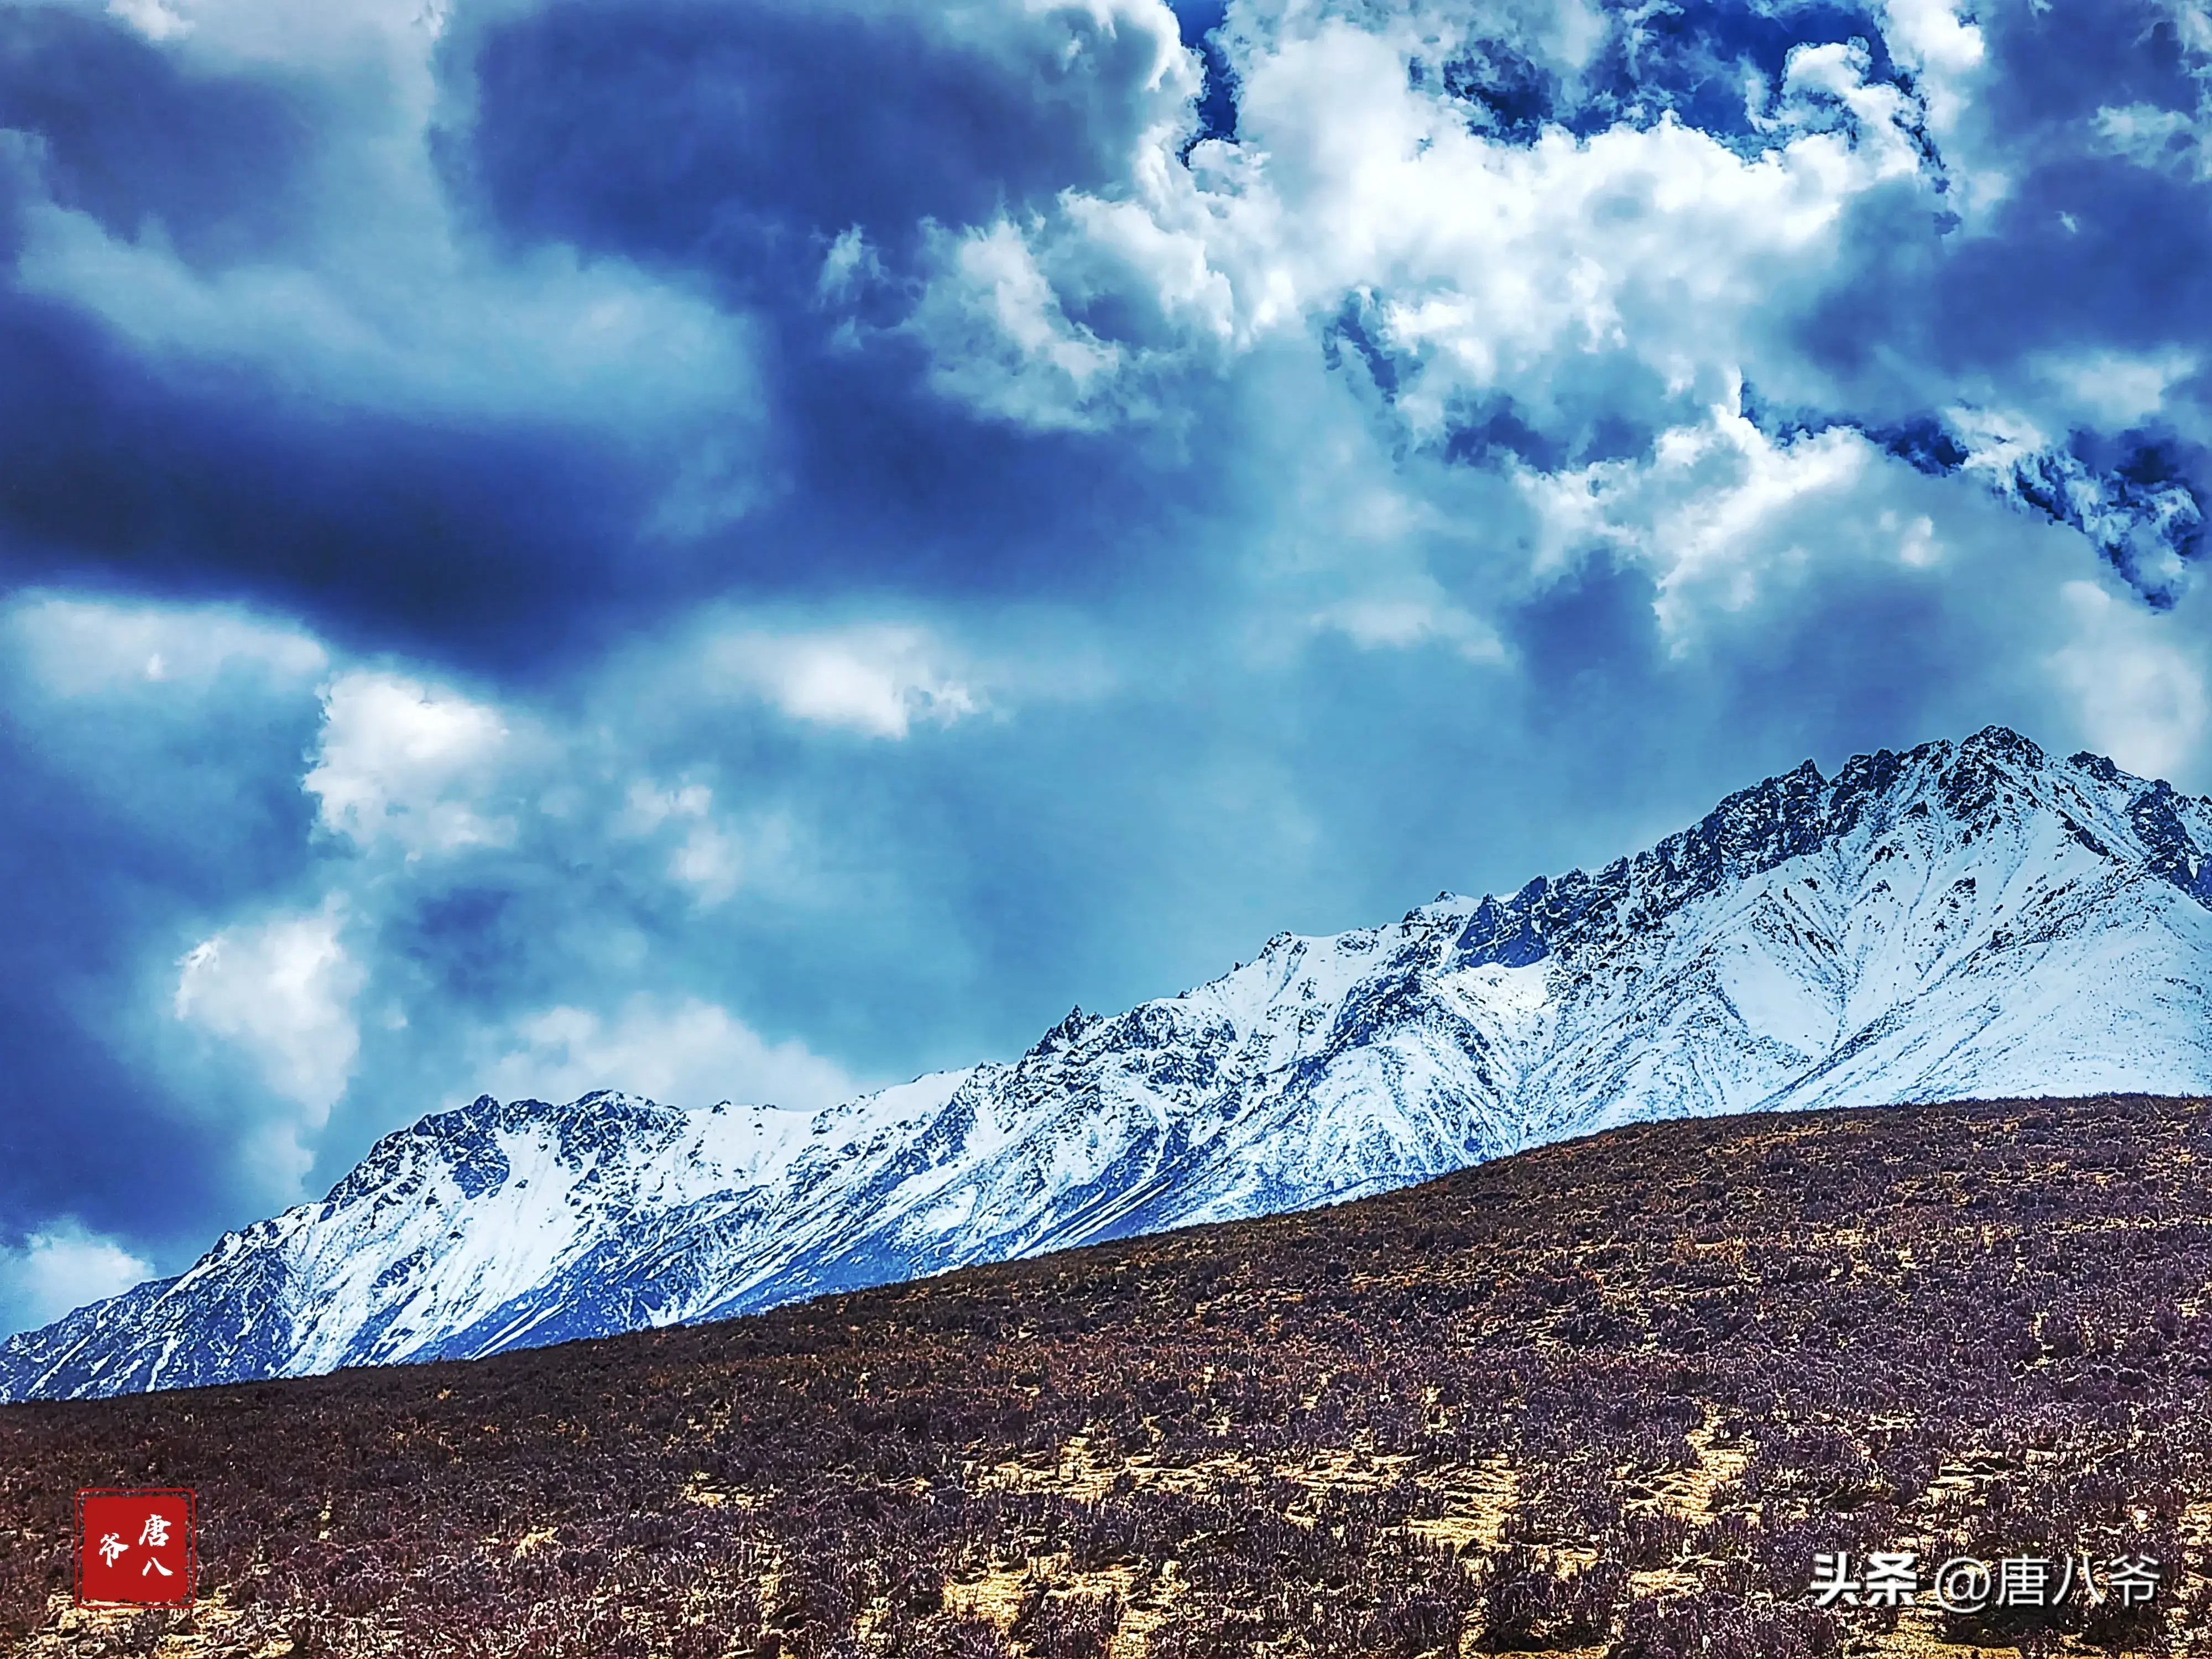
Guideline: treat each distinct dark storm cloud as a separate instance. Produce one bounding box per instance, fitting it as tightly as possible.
[1975,0,2203,140]
[1417,0,1917,154]
[0,236,1196,680]
[0,719,268,1249]
[0,6,316,264]
[1929,158,2212,367]
[0,8,718,672]
[441,0,1178,290]
[1797,0,2212,392]
[0,290,669,669]
[424,0,1226,621]
[0,1,681,664]
[740,333,1206,604]
[0,0,1217,676]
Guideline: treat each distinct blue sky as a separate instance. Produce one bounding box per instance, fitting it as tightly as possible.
[1,0,2208,1333]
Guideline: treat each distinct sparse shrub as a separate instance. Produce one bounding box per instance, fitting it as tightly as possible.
[4,1096,2211,1657]
[1608,1592,1841,1659]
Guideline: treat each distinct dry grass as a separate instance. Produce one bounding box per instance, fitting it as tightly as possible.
[5,1094,2212,1658]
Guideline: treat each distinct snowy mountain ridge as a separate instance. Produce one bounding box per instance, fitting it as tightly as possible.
[6,726,2211,1401]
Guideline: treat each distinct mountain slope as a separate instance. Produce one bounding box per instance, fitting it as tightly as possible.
[6,726,2210,1400]
[8,1095,2210,1658]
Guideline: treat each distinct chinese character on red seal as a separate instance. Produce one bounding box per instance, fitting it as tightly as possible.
[75,1489,195,1606]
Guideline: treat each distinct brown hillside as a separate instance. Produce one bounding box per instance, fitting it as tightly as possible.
[6,1095,2212,1659]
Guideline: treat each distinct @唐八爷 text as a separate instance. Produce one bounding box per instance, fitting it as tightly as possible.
[1809,1549,2162,1614]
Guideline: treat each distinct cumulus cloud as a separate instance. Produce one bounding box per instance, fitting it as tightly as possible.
[0,1220,155,1334]
[910,218,1136,431]
[703,622,983,738]
[879,0,2205,620]
[474,997,860,1114]
[1311,591,1506,662]
[304,670,514,855]
[104,0,190,45]
[174,901,362,1108]
[1521,402,1885,645]
[2033,348,2202,428]
[1875,0,1985,155]
[615,780,774,904]
[1,591,327,696]
[173,899,365,1191]
[906,10,1934,449]
[2049,580,2212,781]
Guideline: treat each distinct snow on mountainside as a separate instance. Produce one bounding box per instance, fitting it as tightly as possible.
[7,727,2211,1401]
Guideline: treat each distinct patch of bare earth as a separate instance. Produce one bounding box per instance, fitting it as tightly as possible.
[1408,1454,1519,1554]
[942,1555,1170,1658]
[19,1590,290,1659]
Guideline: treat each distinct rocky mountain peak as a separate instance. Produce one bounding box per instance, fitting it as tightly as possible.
[7,732,2210,1402]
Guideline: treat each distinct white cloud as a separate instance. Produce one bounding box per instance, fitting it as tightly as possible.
[706,623,983,738]
[106,0,191,41]
[12,205,753,436]
[5,0,762,482]
[2161,0,2212,56]
[2034,347,2201,427]
[618,778,714,833]
[1333,48,1920,433]
[910,220,1134,431]
[1,592,327,697]
[175,900,363,1112]
[304,670,514,854]
[906,12,1936,444]
[1312,593,1506,662]
[0,1222,156,1335]
[669,822,747,903]
[2091,101,2208,180]
[173,899,365,1192]
[1522,403,1880,646]
[1878,0,1985,128]
[477,997,859,1113]
[817,225,885,305]
[2049,580,2211,782]
[617,780,767,904]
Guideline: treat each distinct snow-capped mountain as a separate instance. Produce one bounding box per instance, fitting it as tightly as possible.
[7,727,2211,1401]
